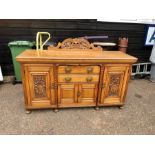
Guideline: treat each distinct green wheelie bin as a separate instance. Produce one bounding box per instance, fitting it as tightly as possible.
[8,41,35,84]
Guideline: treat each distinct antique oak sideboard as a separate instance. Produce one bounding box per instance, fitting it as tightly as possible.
[16,38,137,113]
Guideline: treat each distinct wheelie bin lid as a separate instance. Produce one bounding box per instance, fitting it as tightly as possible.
[8,41,35,47]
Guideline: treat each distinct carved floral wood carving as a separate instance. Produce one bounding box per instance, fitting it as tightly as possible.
[108,74,121,96]
[33,75,46,98]
[48,38,102,50]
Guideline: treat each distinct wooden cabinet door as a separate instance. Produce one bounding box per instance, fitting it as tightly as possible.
[58,83,97,107]
[25,65,55,108]
[58,84,78,107]
[78,84,98,106]
[100,66,130,105]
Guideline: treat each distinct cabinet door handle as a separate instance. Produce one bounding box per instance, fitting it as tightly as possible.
[65,77,72,82]
[65,66,72,73]
[86,77,93,82]
[77,91,81,97]
[87,67,93,73]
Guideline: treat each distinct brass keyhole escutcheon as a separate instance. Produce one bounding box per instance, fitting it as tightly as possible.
[65,77,71,82]
[65,66,72,73]
[86,76,93,82]
[87,67,93,73]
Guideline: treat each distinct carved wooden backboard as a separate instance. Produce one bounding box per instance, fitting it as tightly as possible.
[48,38,102,51]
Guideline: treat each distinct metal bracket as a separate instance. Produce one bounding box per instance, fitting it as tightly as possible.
[51,83,55,89]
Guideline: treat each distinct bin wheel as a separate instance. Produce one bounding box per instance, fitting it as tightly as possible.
[12,77,16,85]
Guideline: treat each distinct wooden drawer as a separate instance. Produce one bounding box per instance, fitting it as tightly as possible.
[58,65,100,74]
[58,74,99,83]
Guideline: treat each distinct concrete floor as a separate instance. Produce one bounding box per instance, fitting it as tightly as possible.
[0,79,155,135]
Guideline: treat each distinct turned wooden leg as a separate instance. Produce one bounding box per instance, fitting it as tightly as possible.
[25,110,31,114]
[119,105,124,109]
[95,106,99,111]
[54,109,59,113]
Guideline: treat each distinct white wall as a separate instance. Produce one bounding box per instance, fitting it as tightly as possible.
[97,19,155,24]
[0,66,3,81]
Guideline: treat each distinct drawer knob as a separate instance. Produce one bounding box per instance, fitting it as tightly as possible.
[87,67,93,73]
[65,77,72,82]
[86,77,93,82]
[65,67,72,73]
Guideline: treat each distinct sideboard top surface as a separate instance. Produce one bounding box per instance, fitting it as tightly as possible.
[16,49,137,64]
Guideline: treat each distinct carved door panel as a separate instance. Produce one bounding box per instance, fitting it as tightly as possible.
[100,66,130,105]
[25,65,55,108]
[78,84,97,105]
[58,84,78,106]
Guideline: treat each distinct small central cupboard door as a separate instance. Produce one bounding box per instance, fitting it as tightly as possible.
[58,83,97,107]
[24,64,55,109]
[78,84,98,105]
[58,84,78,107]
